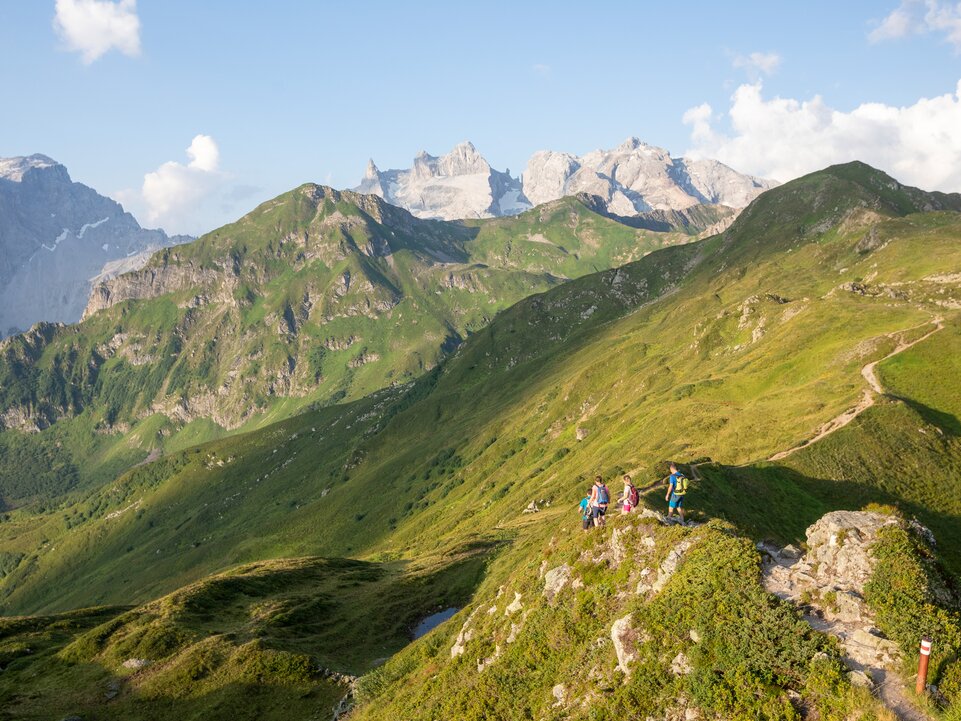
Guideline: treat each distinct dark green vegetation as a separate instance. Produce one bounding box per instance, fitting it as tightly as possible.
[865,517,961,701]
[1,162,961,719]
[0,189,704,508]
[0,548,490,720]
[354,516,888,721]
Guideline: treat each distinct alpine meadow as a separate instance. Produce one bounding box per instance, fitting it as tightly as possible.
[3,3,961,720]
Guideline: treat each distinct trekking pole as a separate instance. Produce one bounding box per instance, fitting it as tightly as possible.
[916,637,932,695]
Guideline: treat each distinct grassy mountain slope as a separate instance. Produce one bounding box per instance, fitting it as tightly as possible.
[351,515,893,721]
[0,545,492,721]
[2,162,960,615]
[2,162,961,719]
[0,190,696,509]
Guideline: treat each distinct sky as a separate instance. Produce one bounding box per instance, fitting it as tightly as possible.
[1,0,960,235]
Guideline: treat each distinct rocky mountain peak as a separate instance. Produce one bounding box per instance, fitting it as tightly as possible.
[359,140,777,221]
[0,154,188,337]
[0,154,61,182]
[354,142,526,220]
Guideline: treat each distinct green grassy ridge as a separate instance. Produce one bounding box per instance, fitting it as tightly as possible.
[352,514,888,721]
[3,163,961,617]
[0,545,492,720]
[0,191,694,510]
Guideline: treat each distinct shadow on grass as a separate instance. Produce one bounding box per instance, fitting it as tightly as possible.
[642,461,961,577]
[889,395,961,436]
[0,545,498,721]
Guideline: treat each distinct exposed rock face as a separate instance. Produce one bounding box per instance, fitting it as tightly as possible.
[763,511,905,670]
[356,142,530,220]
[356,139,775,221]
[83,259,227,319]
[0,154,190,336]
[652,539,694,593]
[522,138,777,214]
[611,614,638,676]
[542,564,572,601]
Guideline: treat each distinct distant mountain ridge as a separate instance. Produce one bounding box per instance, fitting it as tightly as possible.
[0,154,190,337]
[356,138,777,221]
[356,141,528,220]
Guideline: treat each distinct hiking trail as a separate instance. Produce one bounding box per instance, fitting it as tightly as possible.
[762,511,934,721]
[768,317,944,462]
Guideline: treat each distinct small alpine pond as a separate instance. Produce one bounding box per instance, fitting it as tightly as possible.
[412,607,460,639]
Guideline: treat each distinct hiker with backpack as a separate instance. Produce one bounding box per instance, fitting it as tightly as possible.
[665,462,688,525]
[589,475,610,527]
[578,488,593,531]
[619,474,639,513]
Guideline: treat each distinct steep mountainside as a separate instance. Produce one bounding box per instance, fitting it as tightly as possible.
[0,155,190,337]
[2,162,960,721]
[0,189,701,506]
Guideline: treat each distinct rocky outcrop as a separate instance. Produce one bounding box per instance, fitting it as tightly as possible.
[83,258,228,319]
[542,564,572,601]
[0,155,189,336]
[611,614,638,676]
[763,512,907,683]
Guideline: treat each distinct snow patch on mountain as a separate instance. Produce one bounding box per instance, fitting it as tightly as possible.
[0,154,59,182]
[0,155,190,337]
[77,217,110,239]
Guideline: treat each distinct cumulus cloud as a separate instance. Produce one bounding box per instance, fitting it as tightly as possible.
[731,51,781,77]
[869,1,961,49]
[53,0,141,64]
[117,135,227,235]
[683,80,961,192]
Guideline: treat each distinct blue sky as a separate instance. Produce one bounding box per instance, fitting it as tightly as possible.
[1,1,960,234]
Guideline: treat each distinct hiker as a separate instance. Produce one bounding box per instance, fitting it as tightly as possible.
[589,475,610,527]
[578,488,593,531]
[619,474,639,514]
[665,462,688,525]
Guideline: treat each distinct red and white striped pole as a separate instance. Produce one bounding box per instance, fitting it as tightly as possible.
[916,637,932,695]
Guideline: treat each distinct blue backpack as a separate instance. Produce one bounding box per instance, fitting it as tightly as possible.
[596,484,609,505]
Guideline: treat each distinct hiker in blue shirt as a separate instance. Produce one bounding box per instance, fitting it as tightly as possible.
[665,462,688,525]
[578,488,593,531]
[589,475,610,527]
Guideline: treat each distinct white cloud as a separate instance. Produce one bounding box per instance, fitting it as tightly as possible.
[117,135,226,235]
[869,1,961,49]
[532,63,552,77]
[683,80,961,193]
[681,103,713,145]
[53,0,141,64]
[731,51,781,77]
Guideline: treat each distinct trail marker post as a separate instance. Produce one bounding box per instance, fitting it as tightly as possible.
[916,637,932,695]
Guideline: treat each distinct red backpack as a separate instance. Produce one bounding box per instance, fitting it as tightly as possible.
[628,485,639,507]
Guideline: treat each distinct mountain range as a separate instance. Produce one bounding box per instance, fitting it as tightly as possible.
[0,154,191,337]
[1,161,960,721]
[356,139,777,221]
[0,182,724,506]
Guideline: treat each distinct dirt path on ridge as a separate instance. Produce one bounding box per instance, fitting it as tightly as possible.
[763,553,932,721]
[768,317,944,462]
